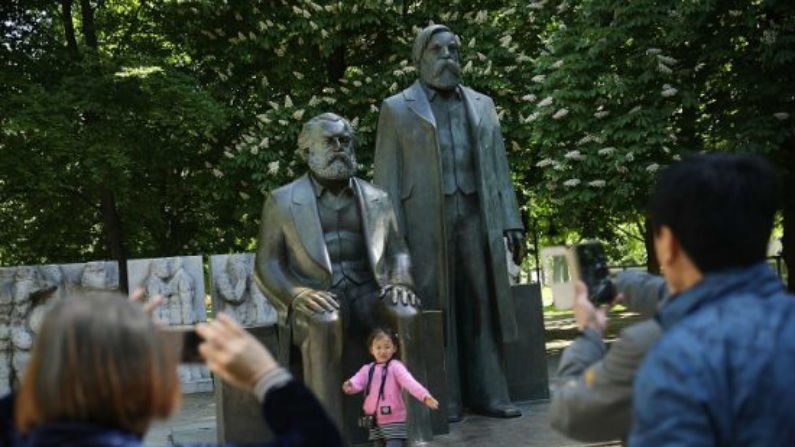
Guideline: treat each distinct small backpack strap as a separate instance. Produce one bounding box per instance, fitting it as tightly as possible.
[375,359,392,403]
[363,363,376,398]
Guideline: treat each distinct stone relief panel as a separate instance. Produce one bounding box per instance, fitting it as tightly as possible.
[208,253,277,327]
[127,256,212,394]
[0,261,119,394]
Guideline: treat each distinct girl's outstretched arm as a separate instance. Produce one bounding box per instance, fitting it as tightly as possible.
[391,360,432,403]
[344,363,372,394]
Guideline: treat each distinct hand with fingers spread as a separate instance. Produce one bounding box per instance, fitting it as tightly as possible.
[196,314,278,391]
[293,289,339,315]
[380,284,421,308]
[129,287,163,318]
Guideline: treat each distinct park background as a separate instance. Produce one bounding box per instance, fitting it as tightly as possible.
[2,0,793,294]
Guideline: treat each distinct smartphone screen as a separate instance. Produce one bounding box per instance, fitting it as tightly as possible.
[159,326,204,363]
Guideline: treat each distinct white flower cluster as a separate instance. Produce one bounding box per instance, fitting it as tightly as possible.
[563,178,580,187]
[535,158,556,167]
[646,163,660,173]
[268,161,280,175]
[564,150,585,161]
[773,112,790,121]
[552,108,569,119]
[522,94,537,102]
[661,84,678,97]
[538,96,554,107]
[531,74,546,83]
[598,147,616,156]
[588,180,606,188]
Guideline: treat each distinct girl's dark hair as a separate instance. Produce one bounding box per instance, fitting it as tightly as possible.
[367,328,400,356]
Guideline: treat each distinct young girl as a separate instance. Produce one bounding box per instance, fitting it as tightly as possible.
[343,328,439,446]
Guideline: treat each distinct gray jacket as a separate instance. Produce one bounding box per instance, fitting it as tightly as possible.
[550,271,667,442]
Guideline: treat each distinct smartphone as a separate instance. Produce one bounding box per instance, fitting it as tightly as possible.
[159,326,204,363]
[574,241,616,305]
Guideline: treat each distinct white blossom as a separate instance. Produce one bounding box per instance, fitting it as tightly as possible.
[239,191,250,200]
[293,71,304,80]
[661,86,678,97]
[499,35,513,48]
[223,151,234,159]
[531,74,546,83]
[352,80,362,87]
[657,55,677,65]
[598,147,616,156]
[477,52,487,61]
[278,119,288,126]
[524,112,539,123]
[475,10,488,24]
[468,37,477,48]
[695,62,706,72]
[370,104,379,113]
[577,135,595,145]
[249,31,256,40]
[564,150,585,161]
[672,154,682,161]
[594,110,610,119]
[617,165,629,174]
[547,182,557,191]
[774,112,790,121]
[645,48,662,56]
[259,137,269,148]
[537,96,554,107]
[463,61,474,73]
[212,168,224,178]
[625,152,635,162]
[552,108,569,119]
[563,178,581,187]
[292,109,305,120]
[389,82,398,92]
[256,114,271,123]
[646,163,660,173]
[529,0,547,10]
[268,101,280,110]
[536,158,555,167]
[551,59,564,69]
[588,180,606,188]
[284,95,294,108]
[308,96,320,106]
[629,106,642,115]
[657,63,673,74]
[522,94,537,102]
[351,117,360,128]
[268,161,280,175]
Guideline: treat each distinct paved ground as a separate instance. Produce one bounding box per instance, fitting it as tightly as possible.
[145,354,618,447]
[145,392,617,446]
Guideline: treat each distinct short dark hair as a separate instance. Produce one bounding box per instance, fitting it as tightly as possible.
[648,153,780,273]
[15,290,180,435]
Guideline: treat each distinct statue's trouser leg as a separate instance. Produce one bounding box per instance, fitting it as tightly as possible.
[294,309,344,429]
[445,193,513,410]
[381,299,432,442]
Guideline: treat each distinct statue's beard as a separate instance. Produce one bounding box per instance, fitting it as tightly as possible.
[308,152,357,180]
[422,59,461,91]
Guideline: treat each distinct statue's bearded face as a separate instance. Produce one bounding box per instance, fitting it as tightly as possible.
[419,31,461,91]
[305,120,357,180]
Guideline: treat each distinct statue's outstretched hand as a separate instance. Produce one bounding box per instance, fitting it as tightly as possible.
[293,289,339,315]
[380,285,420,307]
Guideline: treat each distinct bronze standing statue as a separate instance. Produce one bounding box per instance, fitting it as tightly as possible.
[374,25,527,420]
[254,113,430,440]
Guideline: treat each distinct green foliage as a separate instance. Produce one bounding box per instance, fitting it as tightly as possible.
[1,0,792,270]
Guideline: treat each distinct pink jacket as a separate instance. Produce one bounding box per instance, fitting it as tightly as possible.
[347,359,430,425]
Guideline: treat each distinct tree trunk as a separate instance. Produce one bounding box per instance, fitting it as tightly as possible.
[100,188,128,292]
[643,218,660,274]
[60,0,79,59]
[78,0,98,49]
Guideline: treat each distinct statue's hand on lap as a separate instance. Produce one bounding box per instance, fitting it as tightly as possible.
[380,284,420,308]
[293,289,339,315]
